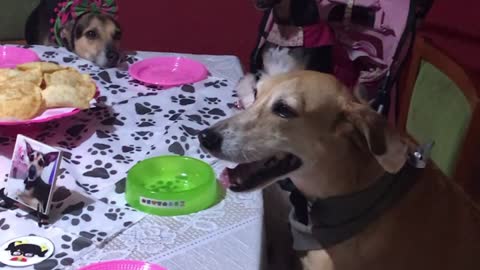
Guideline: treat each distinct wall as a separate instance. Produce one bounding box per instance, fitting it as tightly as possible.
[117,0,263,71]
[421,0,480,74]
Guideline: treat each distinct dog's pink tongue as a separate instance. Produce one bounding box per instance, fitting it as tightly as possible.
[219,168,231,188]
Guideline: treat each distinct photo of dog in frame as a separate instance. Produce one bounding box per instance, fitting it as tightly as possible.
[5,135,62,215]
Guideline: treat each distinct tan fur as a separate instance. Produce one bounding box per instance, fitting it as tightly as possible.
[60,15,120,67]
[74,18,118,61]
[215,70,480,269]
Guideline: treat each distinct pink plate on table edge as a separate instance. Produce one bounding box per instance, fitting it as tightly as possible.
[78,260,167,270]
[0,88,100,126]
[0,46,40,68]
[129,56,208,87]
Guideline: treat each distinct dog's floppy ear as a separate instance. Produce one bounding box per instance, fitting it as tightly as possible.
[340,102,408,173]
[59,20,77,51]
[43,152,59,166]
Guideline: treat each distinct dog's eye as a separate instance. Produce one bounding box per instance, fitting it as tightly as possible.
[28,154,35,161]
[38,159,44,167]
[272,101,298,118]
[86,30,97,40]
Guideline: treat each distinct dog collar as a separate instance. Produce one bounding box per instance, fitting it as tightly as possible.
[50,0,118,47]
[263,11,335,49]
[283,143,433,250]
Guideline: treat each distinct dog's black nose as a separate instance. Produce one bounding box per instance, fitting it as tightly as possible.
[28,166,37,180]
[107,50,120,62]
[198,129,223,152]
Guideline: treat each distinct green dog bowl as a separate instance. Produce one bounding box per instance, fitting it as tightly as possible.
[126,155,218,216]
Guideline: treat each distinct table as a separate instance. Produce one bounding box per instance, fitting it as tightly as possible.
[0,45,264,270]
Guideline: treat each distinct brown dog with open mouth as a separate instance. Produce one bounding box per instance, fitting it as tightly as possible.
[25,0,122,68]
[198,70,480,270]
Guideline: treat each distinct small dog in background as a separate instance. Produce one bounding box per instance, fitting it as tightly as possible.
[17,142,59,213]
[237,0,337,109]
[25,0,123,68]
[251,0,335,74]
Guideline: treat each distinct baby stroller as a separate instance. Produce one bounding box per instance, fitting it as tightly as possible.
[250,0,432,120]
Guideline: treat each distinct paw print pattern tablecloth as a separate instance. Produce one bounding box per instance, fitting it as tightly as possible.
[0,46,263,270]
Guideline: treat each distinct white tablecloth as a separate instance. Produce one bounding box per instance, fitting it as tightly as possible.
[0,45,264,270]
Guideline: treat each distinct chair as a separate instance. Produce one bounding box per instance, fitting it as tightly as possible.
[398,35,480,199]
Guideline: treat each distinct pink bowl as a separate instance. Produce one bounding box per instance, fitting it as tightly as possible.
[0,46,40,68]
[129,56,208,87]
[78,260,167,270]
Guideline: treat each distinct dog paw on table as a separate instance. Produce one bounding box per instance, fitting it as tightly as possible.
[235,73,257,109]
[234,47,305,110]
[263,47,304,76]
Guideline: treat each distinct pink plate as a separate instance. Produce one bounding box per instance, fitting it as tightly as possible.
[0,88,99,126]
[0,46,40,68]
[78,260,167,270]
[129,56,208,87]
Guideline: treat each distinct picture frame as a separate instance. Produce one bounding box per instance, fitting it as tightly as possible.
[4,135,62,215]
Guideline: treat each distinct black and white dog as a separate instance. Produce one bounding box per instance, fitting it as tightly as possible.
[17,142,59,213]
[251,0,335,74]
[238,0,337,108]
[237,46,306,109]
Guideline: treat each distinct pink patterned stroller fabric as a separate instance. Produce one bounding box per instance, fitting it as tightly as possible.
[253,0,418,116]
[318,0,413,96]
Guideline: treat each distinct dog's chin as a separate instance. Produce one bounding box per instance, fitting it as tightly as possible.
[94,53,117,69]
[81,52,120,68]
[219,152,302,192]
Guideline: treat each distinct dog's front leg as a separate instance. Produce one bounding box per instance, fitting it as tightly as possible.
[17,191,33,206]
[264,184,300,270]
[263,47,305,76]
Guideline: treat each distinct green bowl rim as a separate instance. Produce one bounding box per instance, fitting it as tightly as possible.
[127,155,216,194]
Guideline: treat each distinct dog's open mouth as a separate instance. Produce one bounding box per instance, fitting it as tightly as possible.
[220,153,302,192]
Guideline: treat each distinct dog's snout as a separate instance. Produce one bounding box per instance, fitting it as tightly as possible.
[198,129,223,152]
[102,48,122,68]
[28,166,37,180]
[106,50,120,62]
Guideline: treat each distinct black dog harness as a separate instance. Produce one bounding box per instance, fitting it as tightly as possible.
[280,143,433,250]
